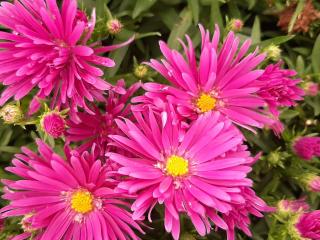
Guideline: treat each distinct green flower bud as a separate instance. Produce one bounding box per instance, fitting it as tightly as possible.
[263,44,282,61]
[0,103,24,124]
[134,65,148,79]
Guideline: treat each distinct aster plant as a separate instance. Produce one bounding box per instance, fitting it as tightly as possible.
[108,107,273,239]
[0,0,320,239]
[133,24,303,132]
[0,140,143,240]
[0,0,133,121]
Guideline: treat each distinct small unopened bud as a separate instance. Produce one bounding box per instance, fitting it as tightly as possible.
[40,111,66,138]
[0,103,24,124]
[134,65,148,79]
[21,214,37,233]
[107,19,123,35]
[228,19,243,32]
[263,44,281,61]
[304,82,318,96]
[277,199,309,214]
[293,137,320,160]
[303,174,320,192]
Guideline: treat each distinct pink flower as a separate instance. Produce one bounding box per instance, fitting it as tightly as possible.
[296,210,320,240]
[308,176,320,192]
[0,0,133,120]
[133,24,275,131]
[304,82,319,96]
[223,188,274,240]
[41,112,66,138]
[269,119,285,137]
[108,107,271,240]
[66,80,141,157]
[278,198,310,213]
[293,137,320,160]
[256,61,304,118]
[0,139,143,240]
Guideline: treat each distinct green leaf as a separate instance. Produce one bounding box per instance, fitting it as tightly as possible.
[258,35,295,49]
[188,0,199,24]
[132,0,157,19]
[280,109,300,120]
[210,0,224,30]
[159,8,179,29]
[246,0,256,9]
[227,1,241,19]
[167,8,192,49]
[305,95,320,116]
[251,16,261,45]
[288,0,305,33]
[0,127,12,146]
[0,146,20,154]
[105,44,129,77]
[296,55,305,75]
[311,33,320,74]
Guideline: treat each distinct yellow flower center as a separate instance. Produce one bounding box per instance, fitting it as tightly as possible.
[196,93,216,113]
[71,190,93,214]
[166,155,189,177]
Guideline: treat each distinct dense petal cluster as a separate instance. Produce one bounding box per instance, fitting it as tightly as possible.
[66,80,141,157]
[256,61,304,118]
[134,25,277,131]
[293,137,320,160]
[0,0,132,120]
[296,210,320,240]
[108,107,271,240]
[0,140,143,240]
[41,112,66,138]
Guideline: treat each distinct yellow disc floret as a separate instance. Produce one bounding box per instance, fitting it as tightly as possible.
[71,190,93,214]
[196,93,216,113]
[166,155,189,177]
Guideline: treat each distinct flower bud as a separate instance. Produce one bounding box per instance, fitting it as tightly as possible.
[295,210,320,239]
[228,19,244,32]
[21,214,37,233]
[263,44,281,61]
[40,111,66,138]
[106,19,123,35]
[0,103,24,124]
[304,82,318,96]
[307,175,320,192]
[134,65,148,79]
[293,137,320,160]
[278,198,309,214]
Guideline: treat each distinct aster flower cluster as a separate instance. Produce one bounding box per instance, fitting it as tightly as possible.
[0,0,310,239]
[274,198,320,240]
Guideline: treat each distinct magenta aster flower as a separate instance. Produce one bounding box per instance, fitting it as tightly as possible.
[0,0,133,120]
[133,24,275,131]
[256,61,304,118]
[0,139,143,240]
[66,80,141,157]
[296,210,320,240]
[108,107,271,240]
[293,137,320,160]
[223,187,274,239]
